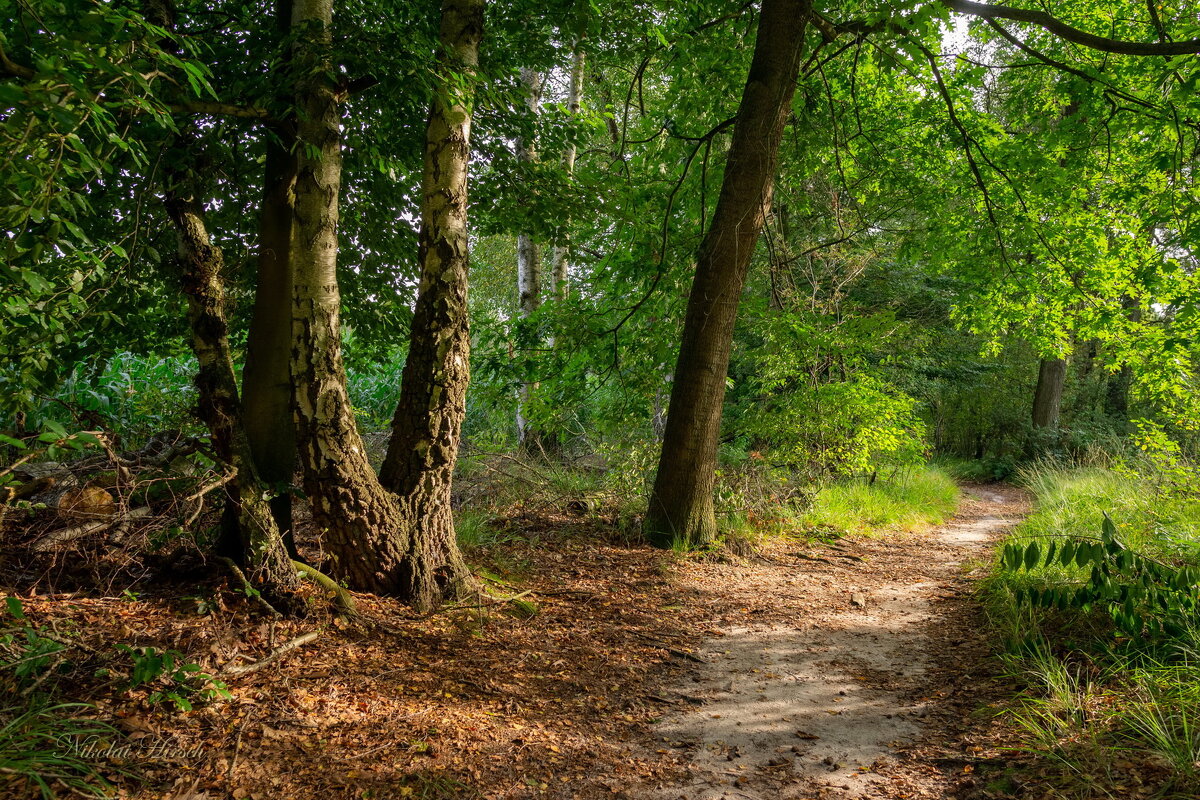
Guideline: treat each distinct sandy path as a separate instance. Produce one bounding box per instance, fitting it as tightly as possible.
[639,486,1028,800]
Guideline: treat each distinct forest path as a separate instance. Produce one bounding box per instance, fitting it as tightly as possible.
[634,485,1029,800]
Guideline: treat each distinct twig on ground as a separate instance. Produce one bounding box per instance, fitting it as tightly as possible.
[791,552,833,565]
[222,631,320,677]
[427,589,535,617]
[217,556,282,617]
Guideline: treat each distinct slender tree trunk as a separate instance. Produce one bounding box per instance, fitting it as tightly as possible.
[381,0,482,504]
[242,1,299,553]
[288,0,477,610]
[1032,357,1068,428]
[515,67,545,451]
[163,156,300,607]
[644,0,811,548]
[1105,364,1132,419]
[548,43,585,300]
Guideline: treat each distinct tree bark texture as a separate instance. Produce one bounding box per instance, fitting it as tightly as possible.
[644,0,811,548]
[163,160,300,605]
[241,0,299,551]
[372,0,484,605]
[1032,357,1068,429]
[288,0,473,609]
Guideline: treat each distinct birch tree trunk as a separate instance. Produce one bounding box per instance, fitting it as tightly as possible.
[163,158,300,606]
[514,67,544,450]
[289,0,477,610]
[644,0,811,548]
[548,44,585,301]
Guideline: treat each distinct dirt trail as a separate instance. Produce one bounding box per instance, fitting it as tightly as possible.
[639,485,1029,800]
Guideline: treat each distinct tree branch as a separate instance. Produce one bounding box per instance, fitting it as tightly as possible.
[0,43,35,80]
[943,0,1200,56]
[171,101,272,119]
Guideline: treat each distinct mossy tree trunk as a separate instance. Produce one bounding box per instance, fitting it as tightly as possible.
[163,153,300,608]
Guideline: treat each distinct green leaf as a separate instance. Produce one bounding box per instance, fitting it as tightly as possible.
[4,597,24,620]
[1101,513,1118,543]
[1024,542,1041,571]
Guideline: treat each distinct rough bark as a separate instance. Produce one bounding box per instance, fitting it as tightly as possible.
[514,67,545,451]
[285,0,476,609]
[162,158,300,606]
[241,0,299,552]
[644,0,811,548]
[1032,357,1068,429]
[380,0,482,539]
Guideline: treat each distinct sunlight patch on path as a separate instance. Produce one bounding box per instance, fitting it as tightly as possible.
[645,494,1018,799]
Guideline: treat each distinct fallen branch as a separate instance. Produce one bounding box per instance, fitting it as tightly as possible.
[653,646,706,663]
[32,506,151,551]
[222,631,320,677]
[426,589,535,617]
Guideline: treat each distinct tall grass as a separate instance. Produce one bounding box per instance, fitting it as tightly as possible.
[984,462,1200,796]
[0,702,125,799]
[797,465,959,536]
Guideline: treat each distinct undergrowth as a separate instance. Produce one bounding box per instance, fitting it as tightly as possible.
[796,466,959,537]
[983,461,1200,797]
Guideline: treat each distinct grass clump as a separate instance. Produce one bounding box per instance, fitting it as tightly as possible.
[983,461,1200,797]
[0,702,125,799]
[796,465,959,536]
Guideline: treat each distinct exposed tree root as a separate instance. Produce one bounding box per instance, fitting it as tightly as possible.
[292,560,358,618]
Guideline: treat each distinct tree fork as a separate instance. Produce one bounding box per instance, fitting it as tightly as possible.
[288,0,476,610]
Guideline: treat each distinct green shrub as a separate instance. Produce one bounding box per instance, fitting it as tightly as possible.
[983,462,1200,795]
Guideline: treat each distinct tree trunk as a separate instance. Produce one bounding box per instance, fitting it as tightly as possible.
[1032,357,1068,429]
[514,67,545,451]
[548,43,585,300]
[1105,364,1132,419]
[241,0,299,553]
[644,0,811,548]
[380,0,482,529]
[163,154,300,607]
[285,0,480,609]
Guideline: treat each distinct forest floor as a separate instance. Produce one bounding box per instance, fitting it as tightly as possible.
[628,484,1031,800]
[3,484,1034,800]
